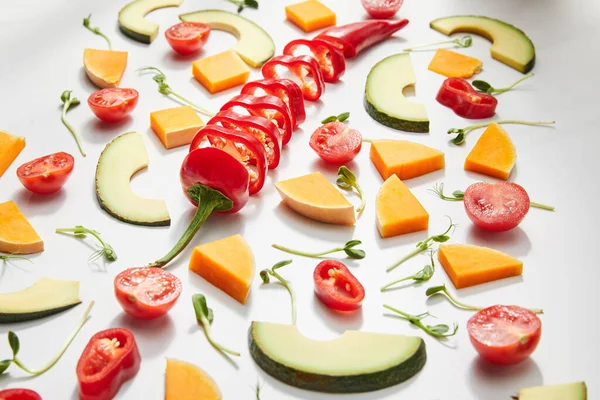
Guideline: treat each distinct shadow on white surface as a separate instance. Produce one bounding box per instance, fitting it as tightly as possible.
[12,189,67,217]
[311,295,364,334]
[374,226,429,250]
[186,323,241,369]
[310,157,359,175]
[109,313,176,358]
[465,225,532,257]
[187,270,253,320]
[81,117,135,144]
[161,49,204,70]
[467,357,543,400]
[273,203,356,241]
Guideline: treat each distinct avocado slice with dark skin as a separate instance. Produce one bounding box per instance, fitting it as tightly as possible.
[118,0,184,44]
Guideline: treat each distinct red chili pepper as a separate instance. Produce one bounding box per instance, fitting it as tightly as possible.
[241,79,306,129]
[0,389,42,400]
[189,125,267,195]
[76,328,141,400]
[315,19,409,58]
[261,55,326,102]
[221,94,293,146]
[206,110,281,170]
[313,260,365,311]
[436,78,498,119]
[283,39,346,83]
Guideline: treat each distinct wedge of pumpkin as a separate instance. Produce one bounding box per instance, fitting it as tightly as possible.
[165,358,222,400]
[83,48,128,88]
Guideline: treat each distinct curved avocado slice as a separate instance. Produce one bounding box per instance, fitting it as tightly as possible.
[365,53,429,133]
[517,382,587,400]
[0,278,81,323]
[95,132,170,227]
[179,10,275,68]
[119,0,184,44]
[249,321,426,393]
[430,15,535,73]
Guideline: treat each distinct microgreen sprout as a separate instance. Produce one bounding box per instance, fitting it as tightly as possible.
[55,225,117,262]
[226,0,258,13]
[272,240,365,260]
[0,254,32,264]
[337,166,366,215]
[321,112,350,124]
[137,66,214,116]
[448,120,556,145]
[82,14,112,49]
[383,304,458,339]
[0,301,94,375]
[381,251,435,291]
[425,284,544,314]
[404,35,472,52]
[260,260,296,325]
[386,217,455,273]
[192,294,240,357]
[472,73,534,95]
[60,90,85,157]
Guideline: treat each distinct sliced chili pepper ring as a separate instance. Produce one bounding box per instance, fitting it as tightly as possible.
[261,55,326,102]
[313,260,365,311]
[241,78,306,128]
[283,38,346,83]
[436,77,498,119]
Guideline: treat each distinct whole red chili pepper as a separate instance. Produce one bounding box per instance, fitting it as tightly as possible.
[283,39,346,83]
[261,55,326,102]
[0,389,42,400]
[241,79,306,128]
[436,78,498,119]
[206,110,282,170]
[315,19,409,58]
[189,124,267,195]
[313,260,365,312]
[221,94,293,145]
[76,328,141,400]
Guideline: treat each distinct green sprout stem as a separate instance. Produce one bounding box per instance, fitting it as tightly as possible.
[404,35,472,52]
[0,254,32,263]
[449,120,556,145]
[337,166,366,215]
[199,314,240,357]
[271,240,365,260]
[83,14,112,50]
[473,73,534,95]
[383,304,458,339]
[381,251,435,291]
[56,226,116,262]
[260,260,296,325]
[192,294,240,357]
[60,91,85,157]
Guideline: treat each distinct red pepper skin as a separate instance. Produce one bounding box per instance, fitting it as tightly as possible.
[0,389,42,400]
[313,260,365,312]
[189,125,267,195]
[315,19,409,57]
[220,94,293,146]
[283,39,346,83]
[241,79,306,129]
[261,55,326,102]
[76,328,141,400]
[206,110,281,170]
[181,147,250,213]
[436,78,498,119]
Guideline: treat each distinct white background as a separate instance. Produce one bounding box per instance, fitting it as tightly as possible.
[0,0,599,399]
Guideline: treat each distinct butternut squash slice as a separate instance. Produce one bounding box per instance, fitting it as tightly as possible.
[428,49,482,78]
[0,200,43,254]
[464,122,516,180]
[83,49,128,88]
[165,358,222,400]
[0,130,25,178]
[370,140,445,181]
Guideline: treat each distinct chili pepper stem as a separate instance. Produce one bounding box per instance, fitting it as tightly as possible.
[61,104,86,157]
[386,246,425,273]
[166,89,215,117]
[199,314,240,357]
[271,244,339,258]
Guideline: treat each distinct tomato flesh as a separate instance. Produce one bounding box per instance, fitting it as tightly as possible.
[114,267,182,320]
[309,121,362,165]
[0,389,42,400]
[88,88,139,123]
[361,0,403,18]
[464,182,530,232]
[313,260,365,311]
[468,305,542,365]
[165,22,211,55]
[16,152,74,195]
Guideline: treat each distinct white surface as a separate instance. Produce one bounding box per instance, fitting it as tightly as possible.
[0,0,599,399]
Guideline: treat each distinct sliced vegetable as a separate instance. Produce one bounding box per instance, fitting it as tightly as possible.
[473,73,534,95]
[0,201,43,255]
[165,21,210,54]
[310,120,362,165]
[449,119,555,145]
[464,122,516,179]
[88,88,139,123]
[272,240,365,260]
[0,130,25,179]
[260,260,296,324]
[336,166,366,215]
[55,225,117,262]
[0,389,42,400]
[76,328,141,400]
[436,78,497,119]
[261,55,325,101]
[370,139,444,180]
[516,382,587,400]
[192,50,250,94]
[241,78,305,128]
[118,0,184,43]
[83,48,128,89]
[384,304,458,339]
[314,260,365,312]
[192,294,240,357]
[165,358,222,400]
[381,251,435,291]
[17,152,74,195]
[404,35,472,52]
[428,48,482,78]
[464,182,530,232]
[284,0,336,33]
[114,267,182,319]
[283,39,346,83]
[468,305,541,365]
[151,105,205,150]
[361,0,403,19]
[60,90,85,157]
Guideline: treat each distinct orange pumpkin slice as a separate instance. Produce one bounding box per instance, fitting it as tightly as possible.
[83,49,128,88]
[165,359,222,400]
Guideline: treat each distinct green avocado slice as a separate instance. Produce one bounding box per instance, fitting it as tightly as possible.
[119,0,184,44]
[249,321,426,393]
[430,15,535,73]
[517,382,587,400]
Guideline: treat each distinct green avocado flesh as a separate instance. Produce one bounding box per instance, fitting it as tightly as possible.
[249,321,427,393]
[95,132,170,227]
[430,15,535,73]
[365,53,429,133]
[518,382,587,400]
[118,0,183,44]
[180,9,275,68]
[0,278,81,323]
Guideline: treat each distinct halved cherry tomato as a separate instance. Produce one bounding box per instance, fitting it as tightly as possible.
[468,305,542,365]
[16,152,74,195]
[314,260,365,311]
[165,22,211,55]
[88,88,139,123]
[114,267,182,320]
[0,389,42,400]
[310,121,362,165]
[361,0,404,18]
[464,182,530,232]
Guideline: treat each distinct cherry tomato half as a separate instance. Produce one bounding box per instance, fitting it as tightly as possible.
[464,182,531,232]
[468,305,542,365]
[0,389,42,400]
[313,260,365,311]
[114,267,182,320]
[309,121,362,165]
[16,152,74,195]
[88,88,139,123]
[165,22,211,55]
[361,0,404,18]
